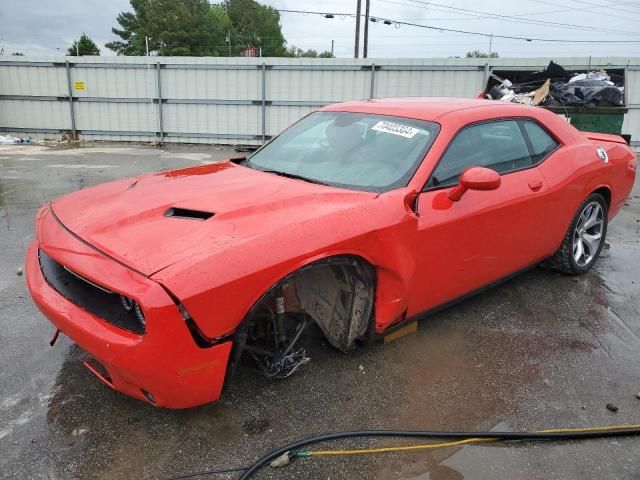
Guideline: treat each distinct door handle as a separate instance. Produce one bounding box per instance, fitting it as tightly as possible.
[528,179,543,191]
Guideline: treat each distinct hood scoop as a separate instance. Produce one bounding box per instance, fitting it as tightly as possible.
[164,207,214,221]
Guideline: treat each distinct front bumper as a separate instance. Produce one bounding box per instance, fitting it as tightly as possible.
[25,206,232,408]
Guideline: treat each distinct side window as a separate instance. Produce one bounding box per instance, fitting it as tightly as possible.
[522,120,559,163]
[429,120,532,188]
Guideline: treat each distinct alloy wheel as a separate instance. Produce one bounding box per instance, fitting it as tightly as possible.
[572,201,604,267]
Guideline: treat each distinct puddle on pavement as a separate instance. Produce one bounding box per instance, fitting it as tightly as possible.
[2,158,637,479]
[34,258,637,479]
[0,179,11,232]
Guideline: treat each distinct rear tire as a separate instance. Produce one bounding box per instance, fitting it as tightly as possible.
[550,193,608,275]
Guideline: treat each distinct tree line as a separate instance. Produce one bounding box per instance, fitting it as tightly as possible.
[67,0,333,58]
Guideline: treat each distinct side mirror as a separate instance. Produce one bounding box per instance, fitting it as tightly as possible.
[447,167,501,202]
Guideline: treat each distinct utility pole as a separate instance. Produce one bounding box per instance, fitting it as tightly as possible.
[363,0,370,59]
[227,29,231,57]
[331,39,334,57]
[488,34,493,58]
[145,36,150,56]
[76,42,79,56]
[354,0,361,58]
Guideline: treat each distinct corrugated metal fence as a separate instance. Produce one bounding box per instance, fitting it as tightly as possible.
[1,56,638,146]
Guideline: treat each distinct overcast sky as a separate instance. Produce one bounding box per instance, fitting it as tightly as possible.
[1,0,639,58]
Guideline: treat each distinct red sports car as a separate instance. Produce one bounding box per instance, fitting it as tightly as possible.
[26,98,636,408]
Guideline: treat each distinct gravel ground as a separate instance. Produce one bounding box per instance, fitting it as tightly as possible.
[1,142,639,480]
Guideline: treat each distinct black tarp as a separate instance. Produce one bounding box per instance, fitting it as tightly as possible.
[488,61,624,108]
[550,79,623,108]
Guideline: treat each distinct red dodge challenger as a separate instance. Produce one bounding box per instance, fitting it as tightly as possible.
[26,98,636,408]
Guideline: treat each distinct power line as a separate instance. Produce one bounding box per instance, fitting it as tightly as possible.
[379,0,640,35]
[525,0,640,21]
[567,0,640,15]
[378,0,640,35]
[276,9,640,43]
[389,19,640,43]
[609,0,640,9]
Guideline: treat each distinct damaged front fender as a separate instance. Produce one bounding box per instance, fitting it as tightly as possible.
[292,256,375,351]
[228,255,376,380]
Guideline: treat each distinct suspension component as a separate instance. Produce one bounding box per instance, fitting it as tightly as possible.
[242,288,312,379]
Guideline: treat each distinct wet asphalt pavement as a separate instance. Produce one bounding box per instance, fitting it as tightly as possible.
[1,142,639,480]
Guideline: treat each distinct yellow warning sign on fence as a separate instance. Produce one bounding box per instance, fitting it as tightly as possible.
[73,81,86,91]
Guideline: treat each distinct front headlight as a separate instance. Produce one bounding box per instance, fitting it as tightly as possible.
[121,295,144,327]
[134,302,145,326]
[120,295,133,311]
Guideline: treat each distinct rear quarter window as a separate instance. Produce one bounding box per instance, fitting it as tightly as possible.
[522,120,559,163]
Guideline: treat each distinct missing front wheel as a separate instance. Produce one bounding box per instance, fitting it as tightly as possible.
[228,256,375,381]
[243,289,313,379]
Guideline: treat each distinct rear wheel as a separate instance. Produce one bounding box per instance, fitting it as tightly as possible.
[551,193,608,275]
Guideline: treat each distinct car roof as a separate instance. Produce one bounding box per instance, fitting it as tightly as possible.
[320,97,534,122]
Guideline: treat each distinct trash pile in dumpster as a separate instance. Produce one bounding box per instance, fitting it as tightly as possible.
[484,61,624,108]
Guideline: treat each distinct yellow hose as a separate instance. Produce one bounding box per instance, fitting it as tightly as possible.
[309,437,494,456]
[306,424,640,457]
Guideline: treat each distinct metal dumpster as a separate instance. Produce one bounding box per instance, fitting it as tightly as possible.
[483,63,628,136]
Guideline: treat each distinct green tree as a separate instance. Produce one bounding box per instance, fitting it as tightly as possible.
[11,52,24,56]
[106,0,228,56]
[465,50,499,58]
[286,46,334,58]
[68,33,100,56]
[223,0,287,56]
[105,0,148,55]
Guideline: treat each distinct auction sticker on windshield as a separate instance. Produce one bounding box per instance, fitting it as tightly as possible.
[372,120,420,139]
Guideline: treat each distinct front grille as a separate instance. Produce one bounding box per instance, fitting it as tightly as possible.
[38,249,146,335]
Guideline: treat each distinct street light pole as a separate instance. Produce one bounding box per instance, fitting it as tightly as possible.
[354,0,361,58]
[363,0,370,58]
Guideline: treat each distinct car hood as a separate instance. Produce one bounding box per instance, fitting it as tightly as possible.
[51,161,376,276]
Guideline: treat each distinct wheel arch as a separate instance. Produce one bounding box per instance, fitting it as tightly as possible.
[591,185,611,210]
[544,182,611,271]
[557,183,612,248]
[548,188,609,275]
[240,251,378,324]
[226,253,378,376]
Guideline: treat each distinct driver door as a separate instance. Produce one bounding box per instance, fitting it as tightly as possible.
[409,118,551,315]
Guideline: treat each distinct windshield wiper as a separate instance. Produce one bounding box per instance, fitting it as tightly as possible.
[256,168,331,186]
[241,158,330,186]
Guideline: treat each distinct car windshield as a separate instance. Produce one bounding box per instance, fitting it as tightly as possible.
[246,111,440,193]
